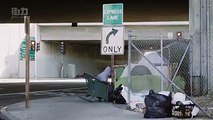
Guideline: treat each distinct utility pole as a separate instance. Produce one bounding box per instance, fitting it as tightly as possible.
[24,16,30,108]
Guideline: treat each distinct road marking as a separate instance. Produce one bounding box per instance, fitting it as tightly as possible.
[0,87,87,96]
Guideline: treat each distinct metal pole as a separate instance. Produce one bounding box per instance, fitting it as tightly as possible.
[190,36,193,96]
[61,54,64,78]
[34,41,37,79]
[24,16,30,109]
[111,55,115,82]
[206,0,210,95]
[60,41,64,78]
[160,35,163,91]
[35,24,38,79]
[127,30,132,106]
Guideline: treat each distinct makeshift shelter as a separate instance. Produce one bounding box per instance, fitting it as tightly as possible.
[115,42,188,93]
[115,52,169,92]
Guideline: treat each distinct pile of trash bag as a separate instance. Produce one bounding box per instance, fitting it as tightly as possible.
[113,85,199,118]
[144,90,173,118]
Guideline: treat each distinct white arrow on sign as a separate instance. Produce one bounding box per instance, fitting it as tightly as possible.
[101,26,124,55]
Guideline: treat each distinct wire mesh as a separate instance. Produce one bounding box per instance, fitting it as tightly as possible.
[129,38,190,94]
[125,32,213,118]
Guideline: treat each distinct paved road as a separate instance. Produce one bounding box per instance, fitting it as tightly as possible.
[0,82,86,95]
[0,79,87,108]
[0,78,86,94]
[0,88,87,107]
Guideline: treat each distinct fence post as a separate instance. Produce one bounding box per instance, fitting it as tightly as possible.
[160,35,164,91]
[127,30,132,106]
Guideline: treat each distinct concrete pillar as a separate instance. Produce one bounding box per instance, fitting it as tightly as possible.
[189,0,208,95]
[209,0,213,95]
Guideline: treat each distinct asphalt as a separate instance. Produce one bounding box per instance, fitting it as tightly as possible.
[1,95,211,120]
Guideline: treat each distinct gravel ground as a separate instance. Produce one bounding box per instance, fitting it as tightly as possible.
[193,96,213,118]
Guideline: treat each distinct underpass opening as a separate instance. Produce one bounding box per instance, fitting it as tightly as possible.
[36,40,128,78]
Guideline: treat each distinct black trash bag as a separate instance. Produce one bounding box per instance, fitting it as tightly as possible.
[108,84,126,104]
[108,84,115,102]
[113,84,123,95]
[114,94,126,104]
[144,90,172,118]
[108,94,114,102]
[145,106,168,118]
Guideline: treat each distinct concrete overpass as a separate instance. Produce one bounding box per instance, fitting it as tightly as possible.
[0,0,188,23]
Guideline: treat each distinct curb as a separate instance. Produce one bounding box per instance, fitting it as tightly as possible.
[0,106,20,120]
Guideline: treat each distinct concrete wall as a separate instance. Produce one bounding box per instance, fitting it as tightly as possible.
[0,24,36,78]
[63,43,110,77]
[40,26,101,40]
[126,25,189,40]
[0,24,21,78]
[36,41,61,78]
[41,25,189,41]
[35,41,114,78]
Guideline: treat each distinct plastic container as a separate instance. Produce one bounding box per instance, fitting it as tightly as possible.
[172,103,195,118]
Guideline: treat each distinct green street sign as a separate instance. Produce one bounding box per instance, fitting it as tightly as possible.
[20,37,35,61]
[103,3,123,26]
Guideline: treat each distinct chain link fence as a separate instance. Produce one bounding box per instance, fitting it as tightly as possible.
[114,31,213,118]
[128,35,191,94]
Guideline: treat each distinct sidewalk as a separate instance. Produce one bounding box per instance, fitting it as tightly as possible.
[1,95,210,120]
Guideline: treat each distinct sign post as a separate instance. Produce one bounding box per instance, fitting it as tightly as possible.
[102,3,124,82]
